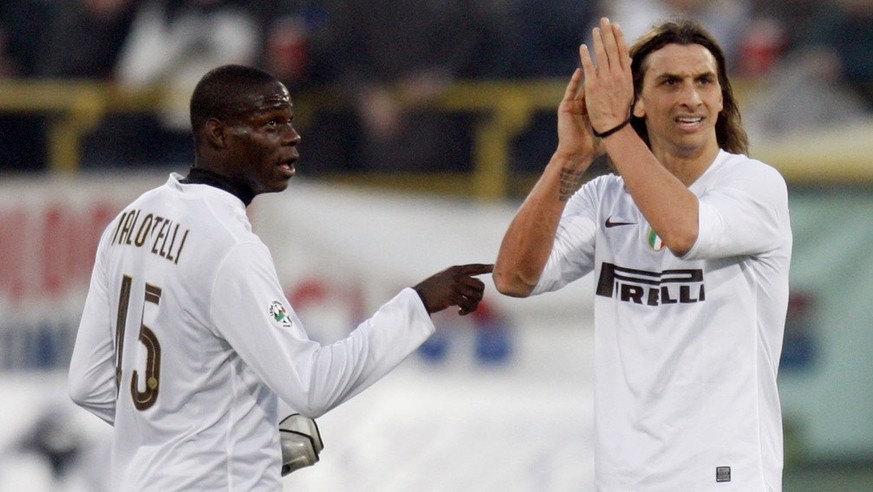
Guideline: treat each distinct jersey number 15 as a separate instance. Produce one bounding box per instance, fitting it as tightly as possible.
[115,274,163,411]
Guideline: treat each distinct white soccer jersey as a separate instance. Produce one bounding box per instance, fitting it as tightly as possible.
[533,151,792,491]
[69,174,434,491]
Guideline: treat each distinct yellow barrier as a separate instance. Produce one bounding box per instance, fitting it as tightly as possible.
[0,80,162,174]
[1,79,871,199]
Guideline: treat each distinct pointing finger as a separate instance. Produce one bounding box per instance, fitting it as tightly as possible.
[459,263,494,276]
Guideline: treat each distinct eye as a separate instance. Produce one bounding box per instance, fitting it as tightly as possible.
[265,119,280,130]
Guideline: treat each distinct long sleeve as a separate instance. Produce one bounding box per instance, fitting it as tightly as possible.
[210,242,434,418]
[68,238,118,425]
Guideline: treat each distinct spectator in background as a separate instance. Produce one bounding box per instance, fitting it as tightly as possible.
[29,0,144,170]
[745,0,830,71]
[602,0,752,69]
[504,0,599,79]
[255,0,348,175]
[0,0,53,172]
[741,0,872,139]
[36,0,136,79]
[314,0,484,173]
[0,0,52,78]
[111,0,263,166]
[258,0,333,93]
[501,0,599,174]
[820,0,873,108]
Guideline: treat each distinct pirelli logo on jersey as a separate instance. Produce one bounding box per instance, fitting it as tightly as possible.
[596,262,705,306]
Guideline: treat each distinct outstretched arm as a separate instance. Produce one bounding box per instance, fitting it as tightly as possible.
[493,69,602,297]
[211,249,495,418]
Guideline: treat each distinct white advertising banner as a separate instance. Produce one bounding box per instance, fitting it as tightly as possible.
[0,173,596,492]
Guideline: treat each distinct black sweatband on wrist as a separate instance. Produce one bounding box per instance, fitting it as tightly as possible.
[592,115,632,139]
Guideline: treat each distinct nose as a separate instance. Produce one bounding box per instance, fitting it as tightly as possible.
[680,81,702,107]
[282,123,301,146]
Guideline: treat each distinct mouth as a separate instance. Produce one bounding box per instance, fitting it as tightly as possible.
[675,115,704,131]
[278,154,297,178]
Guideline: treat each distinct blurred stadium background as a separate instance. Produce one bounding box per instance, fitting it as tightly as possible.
[2,0,873,490]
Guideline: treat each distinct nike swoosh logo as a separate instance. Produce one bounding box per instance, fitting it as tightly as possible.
[605,217,636,228]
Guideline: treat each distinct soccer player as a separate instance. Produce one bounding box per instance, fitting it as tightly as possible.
[68,64,492,491]
[493,18,792,491]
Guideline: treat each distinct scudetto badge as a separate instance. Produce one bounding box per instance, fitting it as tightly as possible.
[269,301,293,328]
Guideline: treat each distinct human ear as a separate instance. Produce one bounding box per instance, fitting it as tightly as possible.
[205,118,226,149]
[633,98,645,118]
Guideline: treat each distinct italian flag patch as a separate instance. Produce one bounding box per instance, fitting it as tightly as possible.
[648,229,665,251]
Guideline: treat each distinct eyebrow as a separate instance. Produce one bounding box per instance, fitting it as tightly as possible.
[652,69,717,82]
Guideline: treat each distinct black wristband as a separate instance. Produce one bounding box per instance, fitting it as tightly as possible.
[592,115,632,139]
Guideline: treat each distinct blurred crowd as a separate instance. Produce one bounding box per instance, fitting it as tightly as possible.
[1,0,871,174]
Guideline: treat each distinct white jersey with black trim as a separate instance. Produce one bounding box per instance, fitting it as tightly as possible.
[533,150,792,492]
[69,173,434,491]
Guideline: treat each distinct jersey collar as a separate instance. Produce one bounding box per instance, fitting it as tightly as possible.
[180,167,255,207]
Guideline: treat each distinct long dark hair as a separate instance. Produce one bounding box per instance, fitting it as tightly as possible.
[629,18,748,155]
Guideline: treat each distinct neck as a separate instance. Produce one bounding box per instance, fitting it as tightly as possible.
[180,167,255,206]
[656,142,721,186]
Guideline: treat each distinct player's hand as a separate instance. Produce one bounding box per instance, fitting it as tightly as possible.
[555,68,604,163]
[579,17,635,135]
[413,263,493,316]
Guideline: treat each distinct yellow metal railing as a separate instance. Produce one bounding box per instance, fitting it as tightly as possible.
[2,79,872,199]
[0,80,162,174]
[0,79,569,199]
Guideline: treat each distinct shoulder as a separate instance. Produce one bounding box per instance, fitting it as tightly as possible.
[161,177,265,264]
[576,172,624,198]
[714,151,787,186]
[569,172,626,206]
[700,151,788,204]
[587,172,624,188]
